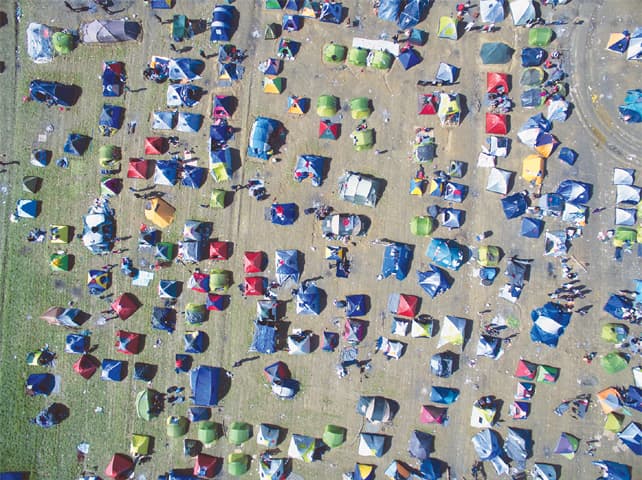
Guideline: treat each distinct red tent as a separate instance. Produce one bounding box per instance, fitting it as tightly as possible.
[209,241,230,260]
[263,361,289,383]
[486,72,510,94]
[318,120,340,140]
[485,113,509,134]
[396,294,420,318]
[206,294,225,311]
[73,354,99,379]
[144,136,168,155]
[420,405,447,424]
[417,94,438,115]
[514,359,538,380]
[194,453,220,478]
[105,453,134,480]
[243,251,264,273]
[189,272,210,293]
[244,277,265,296]
[127,158,153,179]
[115,330,143,355]
[111,293,139,320]
[212,95,233,119]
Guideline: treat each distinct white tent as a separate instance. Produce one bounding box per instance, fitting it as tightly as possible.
[509,0,535,26]
[615,208,637,226]
[626,27,642,60]
[437,316,467,349]
[27,23,54,63]
[478,152,496,168]
[613,168,635,185]
[486,136,509,157]
[480,0,506,23]
[486,168,513,194]
[616,185,641,204]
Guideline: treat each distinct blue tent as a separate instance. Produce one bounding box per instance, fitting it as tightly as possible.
[430,386,459,404]
[152,306,175,333]
[346,295,368,317]
[29,80,76,106]
[63,133,91,156]
[521,47,546,67]
[15,199,40,218]
[296,282,322,315]
[607,31,631,54]
[209,146,232,181]
[184,331,206,354]
[159,279,181,298]
[604,294,633,319]
[322,331,339,351]
[530,302,571,347]
[618,422,642,455]
[417,265,452,297]
[0,474,28,480]
[101,359,125,381]
[378,0,401,22]
[26,373,56,396]
[419,458,440,480]
[250,321,277,354]
[592,460,632,480]
[472,429,502,461]
[504,427,531,468]
[558,147,578,165]
[66,333,89,354]
[398,47,422,70]
[181,165,206,189]
[319,2,342,23]
[501,192,528,219]
[99,104,124,136]
[285,0,301,10]
[283,15,303,31]
[247,116,281,160]
[294,155,325,186]
[154,160,179,186]
[409,430,433,460]
[380,242,413,280]
[556,179,592,204]
[426,239,465,271]
[435,62,459,84]
[624,386,642,412]
[619,89,642,123]
[102,61,125,97]
[520,217,544,238]
[168,58,204,82]
[444,182,467,203]
[151,0,174,7]
[270,203,297,225]
[398,0,429,30]
[210,121,234,145]
[480,43,514,64]
[430,351,457,377]
[210,5,235,42]
[275,249,300,285]
[167,84,202,107]
[177,112,203,133]
[190,365,222,406]
[152,111,177,130]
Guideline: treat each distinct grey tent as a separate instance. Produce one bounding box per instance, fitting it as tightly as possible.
[338,171,383,207]
[486,167,513,194]
[356,396,396,423]
[613,168,635,186]
[480,43,514,64]
[408,430,433,460]
[504,427,531,470]
[80,20,141,43]
[430,351,458,377]
[472,429,509,475]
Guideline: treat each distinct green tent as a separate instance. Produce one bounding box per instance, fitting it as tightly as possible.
[601,323,628,343]
[614,227,637,245]
[155,242,175,262]
[265,0,283,9]
[410,216,435,236]
[228,421,251,445]
[528,27,553,46]
[210,269,232,292]
[50,225,71,244]
[317,95,338,117]
[604,412,624,433]
[322,424,346,448]
[136,389,158,421]
[22,176,42,193]
[130,434,151,456]
[186,303,207,325]
[198,421,222,445]
[210,189,226,208]
[601,352,628,374]
[99,145,120,168]
[477,245,500,267]
[351,129,374,151]
[369,50,393,70]
[166,416,189,438]
[349,97,372,120]
[535,364,559,384]
[264,23,280,40]
[227,453,250,476]
[323,43,347,63]
[347,47,369,66]
[50,252,70,271]
[52,31,74,55]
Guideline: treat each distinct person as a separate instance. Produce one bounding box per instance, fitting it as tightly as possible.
[199,49,207,59]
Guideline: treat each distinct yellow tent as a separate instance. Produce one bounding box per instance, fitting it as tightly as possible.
[144,197,176,228]
[263,76,284,94]
[522,155,545,186]
[130,434,151,456]
[604,412,624,433]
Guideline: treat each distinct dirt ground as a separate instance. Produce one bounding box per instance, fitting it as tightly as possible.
[1,0,642,479]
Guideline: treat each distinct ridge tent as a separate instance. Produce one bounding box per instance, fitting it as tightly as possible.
[115,330,142,355]
[64,133,90,156]
[410,216,435,236]
[210,5,235,42]
[480,42,514,64]
[227,453,249,476]
[151,306,175,333]
[323,43,347,63]
[521,47,546,66]
[472,429,509,474]
[190,366,222,406]
[349,97,372,119]
[171,15,193,43]
[368,50,394,70]
[29,80,76,107]
[81,20,141,43]
[102,61,125,97]
[504,427,531,468]
[438,16,458,40]
[194,453,219,478]
[251,321,277,353]
[323,424,346,448]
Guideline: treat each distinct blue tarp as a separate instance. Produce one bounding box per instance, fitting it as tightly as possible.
[530,302,571,347]
[210,5,235,42]
[378,0,401,22]
[426,239,465,271]
[556,179,592,204]
[501,192,528,219]
[417,265,452,297]
[398,0,429,30]
[190,365,222,406]
[604,294,633,319]
[270,203,297,225]
[247,117,280,160]
[521,47,546,67]
[380,242,413,280]
[250,321,277,354]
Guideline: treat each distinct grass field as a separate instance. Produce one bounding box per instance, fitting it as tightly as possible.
[2,1,642,480]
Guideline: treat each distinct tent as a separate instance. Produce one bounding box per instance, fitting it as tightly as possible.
[316,95,338,117]
[417,93,438,115]
[438,93,461,126]
[323,43,347,63]
[256,423,280,449]
[486,113,509,134]
[29,80,76,107]
[349,97,372,120]
[80,20,141,43]
[40,307,84,328]
[319,1,342,23]
[25,373,57,396]
[27,23,55,63]
[520,217,544,238]
[49,252,70,272]
[378,0,401,22]
[601,352,628,374]
[105,454,134,480]
[398,47,422,70]
[115,330,142,355]
[111,293,139,320]
[176,112,203,133]
[151,0,174,7]
[193,453,219,479]
[190,366,221,406]
[227,453,249,476]
[504,427,531,468]
[438,316,468,349]
[521,47,546,67]
[480,43,514,64]
[501,192,528,219]
[210,5,235,42]
[275,249,300,286]
[287,95,308,115]
[438,16,458,40]
[356,396,396,423]
[388,293,420,318]
[417,266,451,298]
[151,307,175,333]
[102,61,125,97]
[380,242,413,281]
[295,282,322,315]
[101,359,125,381]
[627,27,642,60]
[338,171,382,207]
[398,0,429,29]
[228,421,251,445]
[420,405,448,425]
[477,334,502,358]
[168,58,204,82]
[426,238,466,271]
[287,331,312,354]
[185,303,207,325]
[166,416,189,438]
[409,430,433,461]
[535,364,559,384]
[99,104,124,136]
[300,0,319,17]
[487,72,509,94]
[145,198,176,228]
[73,355,98,379]
[521,88,545,108]
[184,331,206,354]
[616,208,637,226]
[472,429,509,474]
[410,216,435,237]
[319,120,340,140]
[430,351,457,377]
[347,47,369,66]
[343,294,366,317]
[66,333,89,354]
[30,149,50,168]
[282,14,302,32]
[530,302,571,347]
[247,116,281,160]
[63,133,90,156]
[52,32,73,55]
[471,403,496,428]
[529,27,553,46]
[167,84,202,108]
[270,203,297,225]
[263,76,285,94]
[480,0,505,23]
[322,424,346,448]
[557,179,591,204]
[619,89,642,123]
[619,422,642,455]
[554,432,579,459]
[358,433,386,457]
[592,461,631,480]
[616,185,641,204]
[531,463,558,480]
[288,434,316,462]
[486,167,512,194]
[509,0,535,26]
[597,387,625,414]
